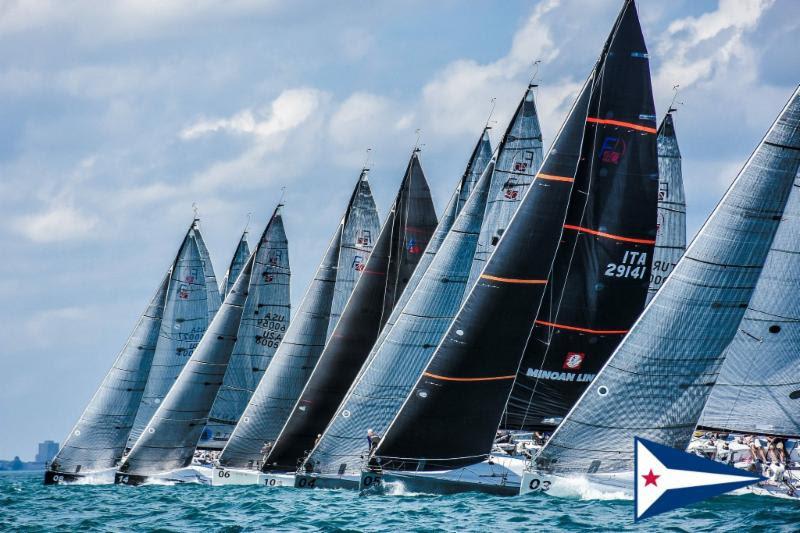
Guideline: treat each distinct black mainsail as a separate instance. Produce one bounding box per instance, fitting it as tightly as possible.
[503,2,659,431]
[374,0,657,473]
[221,230,251,300]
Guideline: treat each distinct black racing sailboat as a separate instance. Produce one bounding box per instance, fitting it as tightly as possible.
[369,0,659,495]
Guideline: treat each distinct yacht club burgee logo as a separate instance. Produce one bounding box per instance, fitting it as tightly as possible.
[634,437,762,520]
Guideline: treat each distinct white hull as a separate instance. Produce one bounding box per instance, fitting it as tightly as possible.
[519,470,633,499]
[371,455,525,496]
[210,467,293,487]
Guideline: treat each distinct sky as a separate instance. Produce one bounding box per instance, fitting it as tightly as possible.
[1,0,797,460]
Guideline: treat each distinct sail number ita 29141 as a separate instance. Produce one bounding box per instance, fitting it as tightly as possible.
[604,250,648,279]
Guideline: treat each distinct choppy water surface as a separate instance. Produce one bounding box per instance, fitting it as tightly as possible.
[2,471,799,531]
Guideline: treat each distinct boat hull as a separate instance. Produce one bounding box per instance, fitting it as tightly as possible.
[115,466,213,486]
[294,473,359,490]
[44,470,83,485]
[366,456,524,496]
[115,472,149,486]
[210,467,293,487]
[519,470,633,498]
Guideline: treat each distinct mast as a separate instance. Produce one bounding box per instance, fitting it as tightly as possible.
[272,157,492,473]
[374,0,658,471]
[535,85,800,475]
[646,111,686,304]
[503,0,659,432]
[218,171,382,469]
[201,207,291,449]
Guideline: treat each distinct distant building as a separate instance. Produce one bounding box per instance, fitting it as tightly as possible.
[36,440,59,464]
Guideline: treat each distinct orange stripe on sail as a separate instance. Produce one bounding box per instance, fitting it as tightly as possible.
[562,224,656,245]
[536,173,575,183]
[586,117,657,134]
[423,372,517,382]
[535,319,629,335]
[480,274,548,285]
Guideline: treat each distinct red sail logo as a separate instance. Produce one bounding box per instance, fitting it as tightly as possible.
[563,352,585,370]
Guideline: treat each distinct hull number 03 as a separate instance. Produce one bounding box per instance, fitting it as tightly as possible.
[527,478,551,491]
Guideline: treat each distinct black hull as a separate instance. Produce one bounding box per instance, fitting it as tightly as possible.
[43,470,83,485]
[294,473,359,490]
[114,472,148,486]
[379,471,518,496]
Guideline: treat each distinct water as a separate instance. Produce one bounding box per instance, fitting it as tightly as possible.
[2,471,799,531]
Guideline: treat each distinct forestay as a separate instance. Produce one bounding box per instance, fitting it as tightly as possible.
[535,85,800,475]
[504,0,659,432]
[201,208,291,449]
[283,158,491,475]
[466,86,543,289]
[646,111,686,304]
[48,273,169,476]
[219,172,380,469]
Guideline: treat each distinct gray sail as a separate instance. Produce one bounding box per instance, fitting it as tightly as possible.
[534,87,800,475]
[218,175,377,468]
[193,224,222,323]
[119,254,257,477]
[467,86,543,289]
[304,160,495,478]
[646,111,686,304]
[327,170,380,339]
[47,273,169,478]
[128,226,212,445]
[200,208,291,449]
[699,189,800,436]
[221,231,251,300]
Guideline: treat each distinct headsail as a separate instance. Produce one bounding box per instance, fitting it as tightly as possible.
[275,158,491,474]
[200,208,291,449]
[218,172,382,469]
[534,85,800,475]
[466,85,543,289]
[327,169,381,338]
[48,273,169,477]
[646,111,686,304]
[118,255,256,477]
[127,223,215,445]
[221,231,251,300]
[503,1,659,432]
[374,0,658,471]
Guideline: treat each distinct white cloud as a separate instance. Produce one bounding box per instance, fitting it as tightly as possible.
[181,88,324,140]
[14,205,99,243]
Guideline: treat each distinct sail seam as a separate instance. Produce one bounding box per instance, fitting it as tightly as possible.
[586,116,657,134]
[562,224,656,244]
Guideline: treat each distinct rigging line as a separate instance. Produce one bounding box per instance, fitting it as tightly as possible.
[480,274,547,284]
[485,97,497,130]
[668,84,682,113]
[529,59,542,87]
[363,147,372,171]
[278,186,286,207]
[423,372,516,382]
[534,319,629,335]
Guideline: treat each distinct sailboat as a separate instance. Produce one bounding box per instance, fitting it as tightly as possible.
[646,110,686,304]
[198,216,291,452]
[220,230,251,300]
[126,220,222,447]
[218,150,437,487]
[285,138,492,489]
[212,169,380,485]
[466,85,544,290]
[367,0,659,496]
[520,85,800,498]
[115,206,289,485]
[44,221,215,484]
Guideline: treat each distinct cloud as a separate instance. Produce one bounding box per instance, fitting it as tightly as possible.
[181,87,324,140]
[14,205,99,243]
